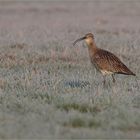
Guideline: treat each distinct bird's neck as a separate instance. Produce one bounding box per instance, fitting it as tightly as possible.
[86,40,97,55]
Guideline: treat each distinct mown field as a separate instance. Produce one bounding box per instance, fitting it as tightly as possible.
[0,1,140,139]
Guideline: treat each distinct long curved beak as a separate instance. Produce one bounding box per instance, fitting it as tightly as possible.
[73,36,86,46]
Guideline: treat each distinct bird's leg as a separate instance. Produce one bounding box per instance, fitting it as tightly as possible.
[112,74,115,83]
[103,75,106,86]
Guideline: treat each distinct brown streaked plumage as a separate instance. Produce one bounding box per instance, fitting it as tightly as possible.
[73,33,135,84]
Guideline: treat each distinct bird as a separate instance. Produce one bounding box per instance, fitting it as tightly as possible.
[73,33,136,85]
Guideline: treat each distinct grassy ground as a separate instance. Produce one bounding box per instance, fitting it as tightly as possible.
[0,1,140,139]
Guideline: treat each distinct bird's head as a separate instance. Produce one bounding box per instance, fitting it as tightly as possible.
[73,33,94,46]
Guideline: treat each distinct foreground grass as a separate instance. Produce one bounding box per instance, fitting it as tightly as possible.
[0,40,139,139]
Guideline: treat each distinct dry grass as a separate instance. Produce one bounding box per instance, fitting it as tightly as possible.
[0,1,140,139]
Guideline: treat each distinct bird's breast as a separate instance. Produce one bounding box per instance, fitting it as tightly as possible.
[90,59,100,71]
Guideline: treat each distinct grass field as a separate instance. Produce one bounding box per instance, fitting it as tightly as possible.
[0,1,140,139]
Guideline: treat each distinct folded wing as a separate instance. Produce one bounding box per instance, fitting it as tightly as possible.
[92,49,135,76]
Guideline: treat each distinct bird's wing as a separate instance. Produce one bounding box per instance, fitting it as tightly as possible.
[93,49,135,75]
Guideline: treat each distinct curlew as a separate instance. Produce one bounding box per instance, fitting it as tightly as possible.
[73,33,135,85]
